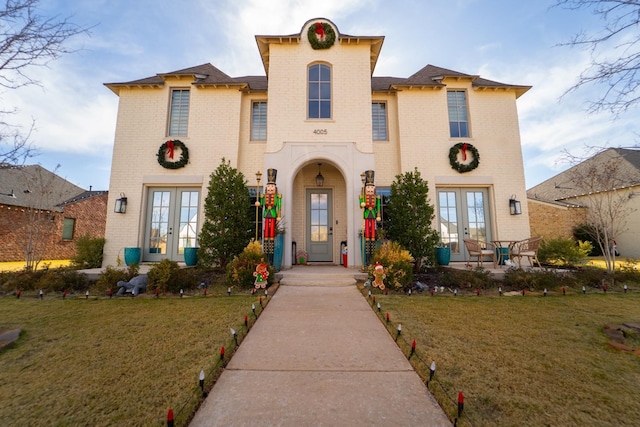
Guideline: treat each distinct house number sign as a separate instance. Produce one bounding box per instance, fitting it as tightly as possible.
[313,129,328,135]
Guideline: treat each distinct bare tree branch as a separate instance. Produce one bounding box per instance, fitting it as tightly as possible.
[555,0,640,115]
[0,0,90,164]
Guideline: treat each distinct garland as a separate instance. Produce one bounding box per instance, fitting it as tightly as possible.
[449,142,480,173]
[157,140,189,169]
[307,22,336,50]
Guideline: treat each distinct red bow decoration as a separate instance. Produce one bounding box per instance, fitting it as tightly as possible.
[315,22,325,40]
[166,141,175,159]
[461,143,468,161]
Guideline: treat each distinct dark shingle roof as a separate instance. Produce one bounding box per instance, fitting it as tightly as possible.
[106,62,529,96]
[527,148,640,202]
[58,191,108,207]
[0,164,86,210]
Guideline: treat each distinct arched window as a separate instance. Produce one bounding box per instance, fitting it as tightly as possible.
[308,63,331,119]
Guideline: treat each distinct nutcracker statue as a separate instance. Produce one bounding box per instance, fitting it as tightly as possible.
[257,168,282,264]
[359,170,381,265]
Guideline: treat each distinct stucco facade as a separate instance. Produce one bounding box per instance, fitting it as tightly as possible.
[103,18,532,268]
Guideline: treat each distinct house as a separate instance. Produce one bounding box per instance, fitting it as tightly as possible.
[527,148,640,257]
[0,164,108,263]
[102,18,532,268]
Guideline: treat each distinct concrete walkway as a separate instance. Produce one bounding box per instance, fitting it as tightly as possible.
[189,265,451,426]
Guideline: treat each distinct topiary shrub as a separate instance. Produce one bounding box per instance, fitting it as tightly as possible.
[538,238,592,267]
[503,268,575,291]
[368,240,414,290]
[615,260,640,284]
[71,235,105,269]
[440,266,495,290]
[94,264,139,294]
[226,240,275,289]
[147,259,181,293]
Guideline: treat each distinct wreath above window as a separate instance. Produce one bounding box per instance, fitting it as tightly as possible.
[449,142,480,173]
[157,140,189,169]
[307,22,336,50]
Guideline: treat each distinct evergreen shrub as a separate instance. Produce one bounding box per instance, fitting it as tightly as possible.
[226,240,275,289]
[368,240,414,290]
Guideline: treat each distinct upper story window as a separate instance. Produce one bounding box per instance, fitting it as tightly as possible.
[372,102,388,141]
[447,90,469,138]
[308,64,331,119]
[251,101,267,140]
[168,89,190,136]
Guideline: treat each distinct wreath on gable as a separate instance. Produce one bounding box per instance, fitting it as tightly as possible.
[449,142,480,173]
[307,22,336,50]
[157,140,189,169]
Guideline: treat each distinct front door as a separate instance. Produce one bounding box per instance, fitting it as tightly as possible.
[306,189,333,262]
[438,188,491,262]
[144,187,200,262]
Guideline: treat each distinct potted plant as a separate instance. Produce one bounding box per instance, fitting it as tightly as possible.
[273,218,286,271]
[296,249,308,265]
[183,237,198,267]
[435,235,450,266]
[123,247,141,266]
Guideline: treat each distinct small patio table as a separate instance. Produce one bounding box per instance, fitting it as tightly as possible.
[491,240,518,266]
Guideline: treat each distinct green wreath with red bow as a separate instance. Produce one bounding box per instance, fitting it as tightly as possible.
[307,22,336,50]
[449,142,479,173]
[157,140,189,169]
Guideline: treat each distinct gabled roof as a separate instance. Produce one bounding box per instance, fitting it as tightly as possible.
[105,63,247,95]
[0,164,86,211]
[106,63,528,97]
[255,18,384,76]
[527,148,640,203]
[378,64,530,98]
[58,191,109,207]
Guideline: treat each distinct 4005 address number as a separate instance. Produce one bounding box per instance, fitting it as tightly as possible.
[313,129,328,135]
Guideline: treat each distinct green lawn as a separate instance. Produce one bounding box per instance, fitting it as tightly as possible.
[373,291,640,426]
[2,285,640,426]
[0,293,264,426]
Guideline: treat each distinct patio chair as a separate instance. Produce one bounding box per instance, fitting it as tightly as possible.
[463,239,497,268]
[510,237,543,268]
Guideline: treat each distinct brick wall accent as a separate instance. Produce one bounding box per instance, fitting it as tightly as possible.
[0,193,107,263]
[527,199,586,240]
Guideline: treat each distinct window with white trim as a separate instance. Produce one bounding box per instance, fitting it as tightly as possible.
[251,101,267,140]
[308,64,331,119]
[168,89,190,136]
[447,90,469,138]
[372,102,388,141]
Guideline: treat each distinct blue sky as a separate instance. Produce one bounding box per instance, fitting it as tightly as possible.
[3,0,638,191]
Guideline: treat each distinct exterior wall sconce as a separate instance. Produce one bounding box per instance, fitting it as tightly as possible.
[509,195,521,215]
[114,193,127,214]
[315,163,324,187]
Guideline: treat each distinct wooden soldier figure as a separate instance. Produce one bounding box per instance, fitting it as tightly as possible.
[257,168,282,263]
[359,170,381,265]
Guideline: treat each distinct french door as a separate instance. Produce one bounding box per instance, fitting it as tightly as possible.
[437,188,491,262]
[144,187,200,262]
[306,189,333,262]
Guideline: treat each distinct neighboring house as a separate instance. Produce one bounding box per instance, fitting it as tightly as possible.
[0,164,108,263]
[102,18,532,268]
[527,148,640,258]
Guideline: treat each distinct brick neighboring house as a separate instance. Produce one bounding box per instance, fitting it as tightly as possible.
[527,148,640,257]
[0,164,108,263]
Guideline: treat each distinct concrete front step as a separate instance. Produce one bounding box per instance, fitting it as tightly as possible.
[276,265,367,287]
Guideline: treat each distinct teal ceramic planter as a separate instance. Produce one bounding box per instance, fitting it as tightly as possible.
[184,247,198,266]
[273,234,284,271]
[436,247,450,266]
[124,247,141,266]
